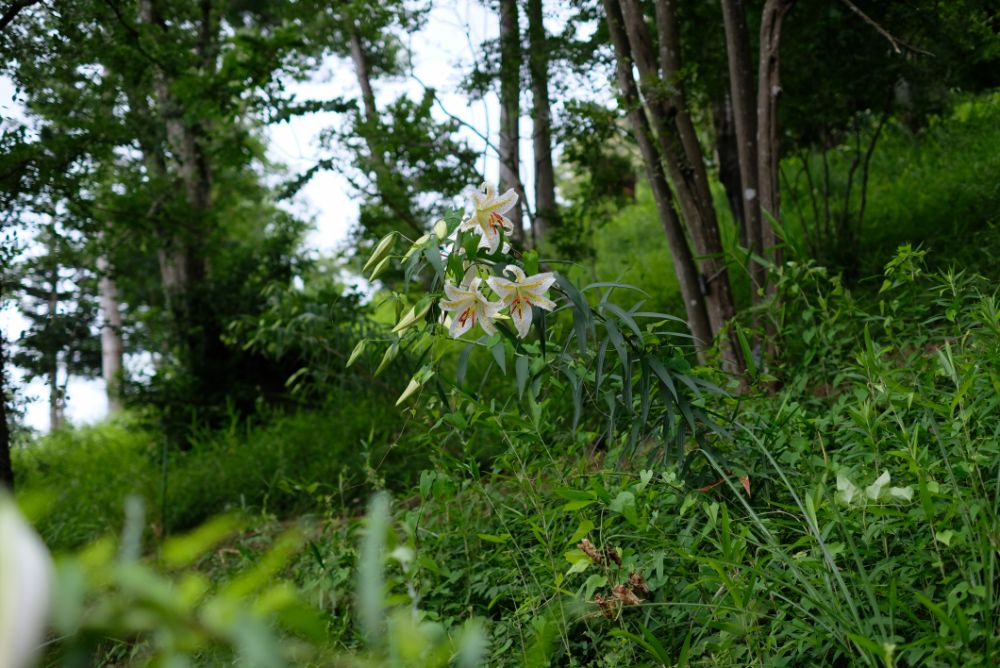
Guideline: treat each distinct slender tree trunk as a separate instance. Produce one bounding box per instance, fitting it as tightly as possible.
[712,94,746,245]
[720,0,765,301]
[757,0,794,261]
[138,0,196,332]
[613,0,744,373]
[139,0,222,395]
[47,262,62,431]
[526,0,557,241]
[498,0,524,243]
[350,29,378,122]
[348,28,425,236]
[0,285,13,491]
[602,0,712,358]
[97,255,124,414]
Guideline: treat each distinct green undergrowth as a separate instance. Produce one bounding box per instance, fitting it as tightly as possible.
[280,248,1000,666]
[25,247,1000,666]
[860,92,1000,274]
[14,396,419,550]
[781,91,1000,281]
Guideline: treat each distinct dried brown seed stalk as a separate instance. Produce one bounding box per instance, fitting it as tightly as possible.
[578,538,604,565]
[612,583,642,606]
[628,571,649,596]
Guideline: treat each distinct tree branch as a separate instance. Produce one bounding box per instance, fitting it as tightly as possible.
[0,0,40,32]
[838,0,934,56]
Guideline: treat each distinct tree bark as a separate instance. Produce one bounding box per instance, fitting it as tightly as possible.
[498,0,524,243]
[614,0,744,373]
[139,0,222,388]
[138,0,201,330]
[0,288,13,491]
[712,94,746,246]
[757,0,794,261]
[46,256,62,431]
[720,0,765,300]
[526,0,557,241]
[97,255,124,414]
[348,28,425,236]
[349,28,378,122]
[602,0,712,358]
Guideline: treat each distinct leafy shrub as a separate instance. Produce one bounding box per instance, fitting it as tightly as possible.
[13,417,157,549]
[14,400,421,549]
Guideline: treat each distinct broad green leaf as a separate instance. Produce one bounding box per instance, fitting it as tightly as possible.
[491,340,507,374]
[609,491,638,526]
[423,242,444,279]
[935,529,955,546]
[562,499,595,512]
[567,519,595,544]
[523,249,539,275]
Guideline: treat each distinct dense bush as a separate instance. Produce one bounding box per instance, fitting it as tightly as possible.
[14,398,419,549]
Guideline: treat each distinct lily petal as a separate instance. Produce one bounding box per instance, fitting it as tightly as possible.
[508,297,533,338]
[486,276,518,301]
[449,307,476,338]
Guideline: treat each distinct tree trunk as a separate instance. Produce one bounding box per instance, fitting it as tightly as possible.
[47,261,62,431]
[712,94,746,245]
[757,0,794,262]
[139,0,221,393]
[613,0,744,374]
[348,28,425,237]
[526,0,557,241]
[498,0,524,243]
[97,255,124,414]
[138,0,198,333]
[720,0,765,301]
[349,29,378,122]
[0,287,13,491]
[602,0,712,358]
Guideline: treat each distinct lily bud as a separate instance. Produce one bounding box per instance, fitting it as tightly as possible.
[0,495,53,668]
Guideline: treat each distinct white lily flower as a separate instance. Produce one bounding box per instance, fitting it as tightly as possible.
[486,266,557,338]
[0,495,53,668]
[458,182,518,254]
[439,277,503,338]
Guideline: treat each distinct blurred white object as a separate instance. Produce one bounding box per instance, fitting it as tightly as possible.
[0,494,53,668]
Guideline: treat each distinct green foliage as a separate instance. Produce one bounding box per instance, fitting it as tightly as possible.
[782,92,1000,276]
[583,185,682,314]
[13,418,156,549]
[163,401,418,531]
[45,503,326,667]
[14,400,421,550]
[284,247,1000,666]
